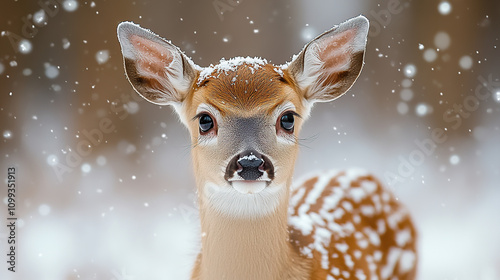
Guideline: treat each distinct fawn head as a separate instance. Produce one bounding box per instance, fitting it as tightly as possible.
[118,16,369,217]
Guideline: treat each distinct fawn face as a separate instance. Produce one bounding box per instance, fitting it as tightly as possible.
[186,62,306,200]
[118,16,369,217]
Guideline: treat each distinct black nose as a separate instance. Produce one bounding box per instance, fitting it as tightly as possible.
[237,151,264,180]
[224,150,275,182]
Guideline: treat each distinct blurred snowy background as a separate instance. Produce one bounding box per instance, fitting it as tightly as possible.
[1,0,499,279]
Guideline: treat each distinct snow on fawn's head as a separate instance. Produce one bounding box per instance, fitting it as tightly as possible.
[117,16,369,218]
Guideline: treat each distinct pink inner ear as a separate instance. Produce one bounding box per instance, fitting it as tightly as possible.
[130,35,174,77]
[318,29,356,72]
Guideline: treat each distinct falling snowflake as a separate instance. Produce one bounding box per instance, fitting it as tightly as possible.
[19,39,33,54]
[459,55,473,70]
[403,64,417,78]
[38,204,51,216]
[96,50,110,64]
[63,0,79,12]
[434,32,451,50]
[438,1,452,15]
[449,155,460,165]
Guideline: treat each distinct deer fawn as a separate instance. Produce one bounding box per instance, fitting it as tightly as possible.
[117,15,417,280]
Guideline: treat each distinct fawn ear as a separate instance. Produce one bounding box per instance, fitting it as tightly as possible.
[117,22,199,108]
[286,16,369,105]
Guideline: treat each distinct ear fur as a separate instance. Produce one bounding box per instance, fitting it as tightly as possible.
[117,22,199,108]
[285,16,369,107]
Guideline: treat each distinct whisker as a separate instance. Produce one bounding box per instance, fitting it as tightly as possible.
[296,133,319,149]
[181,143,193,156]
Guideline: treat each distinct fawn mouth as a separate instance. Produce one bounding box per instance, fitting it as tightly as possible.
[224,150,274,194]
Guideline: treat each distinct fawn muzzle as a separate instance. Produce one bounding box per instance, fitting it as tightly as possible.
[225,150,275,182]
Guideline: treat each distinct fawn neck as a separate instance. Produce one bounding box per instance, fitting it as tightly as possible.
[195,185,309,280]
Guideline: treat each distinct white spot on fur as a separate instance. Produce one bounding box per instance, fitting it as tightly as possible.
[364,227,381,246]
[349,187,366,203]
[344,254,354,269]
[355,269,367,280]
[399,250,416,273]
[396,228,412,247]
[360,205,375,216]
[332,267,340,276]
[381,247,402,279]
[335,242,349,253]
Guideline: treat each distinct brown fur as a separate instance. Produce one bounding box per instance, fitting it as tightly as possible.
[190,64,303,117]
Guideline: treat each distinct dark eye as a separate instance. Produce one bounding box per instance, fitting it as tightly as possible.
[199,114,214,134]
[280,113,295,132]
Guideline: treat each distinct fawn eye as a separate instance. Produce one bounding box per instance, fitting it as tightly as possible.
[199,114,214,134]
[279,112,295,133]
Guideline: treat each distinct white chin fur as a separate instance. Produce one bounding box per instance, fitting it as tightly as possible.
[232,181,267,194]
[204,182,284,218]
